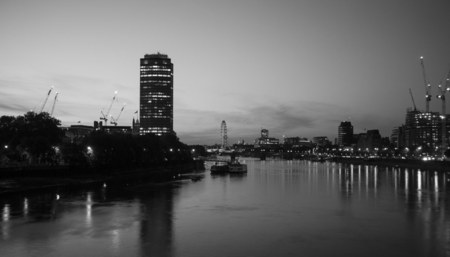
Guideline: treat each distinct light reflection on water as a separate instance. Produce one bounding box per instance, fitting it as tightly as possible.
[23,198,28,217]
[2,204,10,240]
[0,160,450,256]
[2,204,9,222]
[86,192,92,227]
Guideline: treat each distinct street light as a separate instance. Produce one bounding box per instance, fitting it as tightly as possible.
[87,146,93,155]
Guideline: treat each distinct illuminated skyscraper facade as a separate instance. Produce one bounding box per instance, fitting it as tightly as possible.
[139,53,173,135]
[404,109,440,150]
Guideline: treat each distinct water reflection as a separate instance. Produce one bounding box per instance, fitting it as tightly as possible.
[1,161,450,256]
[85,192,92,227]
[405,168,409,193]
[23,198,28,217]
[417,170,423,207]
[138,186,175,257]
[2,204,10,240]
[434,172,439,192]
[332,164,450,201]
[374,166,378,195]
[2,203,9,222]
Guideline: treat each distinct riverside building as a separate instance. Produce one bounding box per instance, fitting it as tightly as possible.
[139,53,174,136]
[404,109,441,151]
[338,121,353,146]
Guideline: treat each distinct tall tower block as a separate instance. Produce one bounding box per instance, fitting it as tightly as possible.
[338,121,353,146]
[139,53,174,136]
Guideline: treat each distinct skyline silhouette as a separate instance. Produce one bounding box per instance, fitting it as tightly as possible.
[1,0,450,144]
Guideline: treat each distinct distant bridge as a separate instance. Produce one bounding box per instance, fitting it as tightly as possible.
[198,156,230,162]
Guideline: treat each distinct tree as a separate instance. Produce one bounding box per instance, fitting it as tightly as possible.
[0,112,64,164]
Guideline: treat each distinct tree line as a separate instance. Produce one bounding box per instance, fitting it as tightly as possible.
[0,112,193,169]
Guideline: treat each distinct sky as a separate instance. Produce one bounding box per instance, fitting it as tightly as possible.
[1,0,450,145]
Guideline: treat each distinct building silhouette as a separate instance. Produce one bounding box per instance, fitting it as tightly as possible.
[261,129,269,139]
[284,137,314,147]
[356,129,382,151]
[338,121,353,146]
[255,128,279,145]
[392,109,450,153]
[391,126,405,148]
[313,136,331,147]
[404,109,442,151]
[139,53,174,136]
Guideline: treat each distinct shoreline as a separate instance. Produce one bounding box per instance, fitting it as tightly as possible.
[0,160,205,196]
[328,157,450,172]
[2,158,449,196]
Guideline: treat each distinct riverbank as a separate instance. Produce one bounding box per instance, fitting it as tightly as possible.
[329,157,450,172]
[0,160,204,196]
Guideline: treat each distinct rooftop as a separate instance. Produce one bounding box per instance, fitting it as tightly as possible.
[144,52,169,59]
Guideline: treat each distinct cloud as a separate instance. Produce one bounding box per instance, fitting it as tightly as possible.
[177,127,222,145]
[0,73,137,126]
[176,100,348,144]
[0,78,48,114]
[247,105,315,129]
[0,102,31,114]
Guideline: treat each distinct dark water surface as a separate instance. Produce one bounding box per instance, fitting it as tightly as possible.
[1,159,450,257]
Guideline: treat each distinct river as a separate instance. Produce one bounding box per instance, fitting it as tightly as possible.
[1,159,450,257]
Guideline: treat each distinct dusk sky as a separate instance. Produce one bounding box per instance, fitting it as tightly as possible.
[1,0,449,144]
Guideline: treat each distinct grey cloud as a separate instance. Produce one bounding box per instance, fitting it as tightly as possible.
[176,101,343,144]
[247,105,315,129]
[178,127,221,144]
[0,102,31,114]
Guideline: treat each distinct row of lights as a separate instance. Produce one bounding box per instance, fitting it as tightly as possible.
[85,146,185,153]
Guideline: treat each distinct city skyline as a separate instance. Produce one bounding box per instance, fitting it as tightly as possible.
[1,0,450,144]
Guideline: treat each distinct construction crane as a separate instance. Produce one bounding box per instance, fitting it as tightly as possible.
[40,86,53,113]
[110,104,125,126]
[409,88,417,111]
[50,92,59,116]
[100,91,118,124]
[420,56,432,112]
[437,68,450,153]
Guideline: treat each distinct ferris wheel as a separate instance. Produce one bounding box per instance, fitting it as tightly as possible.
[221,120,228,149]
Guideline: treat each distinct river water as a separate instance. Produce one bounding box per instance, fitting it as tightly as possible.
[1,159,450,257]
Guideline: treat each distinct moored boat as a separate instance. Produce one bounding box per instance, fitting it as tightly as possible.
[228,159,247,173]
[210,162,229,173]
